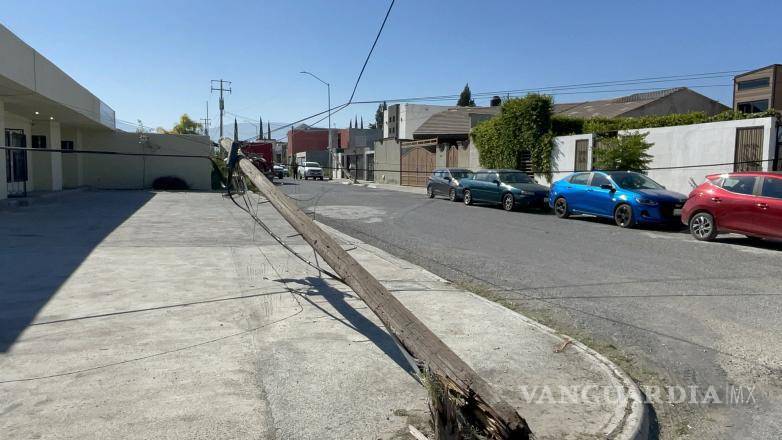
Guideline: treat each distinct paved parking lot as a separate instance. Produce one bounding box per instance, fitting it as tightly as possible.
[282,178,782,440]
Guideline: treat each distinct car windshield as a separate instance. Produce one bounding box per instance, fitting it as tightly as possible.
[498,172,532,183]
[606,171,664,190]
[451,171,473,179]
[305,162,320,167]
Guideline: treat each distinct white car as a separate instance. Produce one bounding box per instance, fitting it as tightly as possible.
[299,162,324,180]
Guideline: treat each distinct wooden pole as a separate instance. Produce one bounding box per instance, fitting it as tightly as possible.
[224,140,532,439]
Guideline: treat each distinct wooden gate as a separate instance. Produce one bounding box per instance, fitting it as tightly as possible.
[734,127,764,172]
[401,139,436,186]
[446,145,459,167]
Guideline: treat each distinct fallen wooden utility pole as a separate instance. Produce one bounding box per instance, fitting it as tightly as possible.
[222,140,532,439]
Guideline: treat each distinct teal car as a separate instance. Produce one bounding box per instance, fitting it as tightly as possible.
[458,169,550,211]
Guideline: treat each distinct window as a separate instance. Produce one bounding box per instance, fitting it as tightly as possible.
[737,77,770,91]
[606,171,664,190]
[31,135,47,149]
[569,173,589,185]
[761,177,782,199]
[721,176,757,195]
[574,139,589,171]
[61,140,74,150]
[478,172,497,182]
[590,173,611,187]
[737,100,769,113]
[498,172,532,183]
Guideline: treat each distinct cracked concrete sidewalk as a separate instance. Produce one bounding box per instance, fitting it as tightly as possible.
[0,190,646,439]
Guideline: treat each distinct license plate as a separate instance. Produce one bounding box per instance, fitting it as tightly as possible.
[673,208,682,216]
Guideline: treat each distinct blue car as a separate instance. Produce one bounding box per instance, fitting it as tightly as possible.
[549,171,688,228]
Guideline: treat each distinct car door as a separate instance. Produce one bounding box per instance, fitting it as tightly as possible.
[438,170,453,195]
[564,172,591,212]
[472,172,494,202]
[713,175,759,233]
[483,172,502,203]
[753,176,782,238]
[582,172,615,217]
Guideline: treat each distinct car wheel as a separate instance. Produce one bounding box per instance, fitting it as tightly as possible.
[502,193,515,211]
[463,189,473,205]
[554,197,569,219]
[426,185,435,198]
[614,203,635,228]
[449,188,457,202]
[318,177,323,181]
[690,212,718,241]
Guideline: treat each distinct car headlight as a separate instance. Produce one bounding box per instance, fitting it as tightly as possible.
[515,189,531,195]
[635,197,658,206]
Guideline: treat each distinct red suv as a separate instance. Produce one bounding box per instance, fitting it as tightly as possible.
[682,172,782,241]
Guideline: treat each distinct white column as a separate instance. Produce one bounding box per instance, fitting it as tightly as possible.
[48,121,62,191]
[0,98,7,200]
[75,128,84,186]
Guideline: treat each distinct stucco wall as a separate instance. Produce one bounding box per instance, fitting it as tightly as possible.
[80,131,211,190]
[544,134,594,183]
[549,117,776,194]
[625,117,775,194]
[373,139,400,184]
[0,24,114,129]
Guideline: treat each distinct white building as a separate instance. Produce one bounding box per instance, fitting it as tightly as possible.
[1,24,211,200]
[383,103,451,140]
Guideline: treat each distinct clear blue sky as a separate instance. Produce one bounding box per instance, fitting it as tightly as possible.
[2,0,780,136]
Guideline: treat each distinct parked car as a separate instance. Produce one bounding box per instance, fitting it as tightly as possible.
[273,164,288,179]
[426,168,474,201]
[549,171,687,228]
[298,162,324,180]
[682,172,782,241]
[247,154,275,182]
[459,169,549,211]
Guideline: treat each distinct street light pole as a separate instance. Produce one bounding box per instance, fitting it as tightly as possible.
[300,71,334,179]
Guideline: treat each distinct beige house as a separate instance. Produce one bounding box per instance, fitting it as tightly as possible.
[0,24,211,200]
[732,64,782,113]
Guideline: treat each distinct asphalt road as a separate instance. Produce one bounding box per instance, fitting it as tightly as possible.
[279,178,782,440]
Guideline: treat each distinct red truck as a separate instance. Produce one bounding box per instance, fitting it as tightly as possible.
[241,142,275,181]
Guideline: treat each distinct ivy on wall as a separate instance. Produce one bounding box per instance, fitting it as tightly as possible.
[582,109,778,134]
[471,94,556,181]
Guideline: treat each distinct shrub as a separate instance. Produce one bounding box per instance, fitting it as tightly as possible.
[582,109,778,134]
[593,131,653,172]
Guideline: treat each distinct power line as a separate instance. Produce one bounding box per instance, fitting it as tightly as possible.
[348,0,395,103]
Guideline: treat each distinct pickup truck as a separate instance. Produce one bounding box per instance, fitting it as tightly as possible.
[298,161,324,180]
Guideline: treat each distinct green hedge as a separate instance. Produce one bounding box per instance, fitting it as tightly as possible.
[581,109,778,134]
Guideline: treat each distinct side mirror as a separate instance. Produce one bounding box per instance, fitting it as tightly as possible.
[492,179,500,185]
[444,176,452,181]
[600,183,615,191]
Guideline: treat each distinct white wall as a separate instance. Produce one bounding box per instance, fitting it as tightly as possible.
[81,131,212,190]
[626,117,776,194]
[548,117,777,194]
[0,99,6,200]
[542,134,594,183]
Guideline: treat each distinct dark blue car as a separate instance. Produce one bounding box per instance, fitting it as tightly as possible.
[549,171,688,228]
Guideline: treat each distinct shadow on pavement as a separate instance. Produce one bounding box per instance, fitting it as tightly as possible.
[277,276,418,378]
[0,190,155,352]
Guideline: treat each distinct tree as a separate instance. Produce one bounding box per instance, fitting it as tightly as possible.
[259,116,264,139]
[171,114,202,135]
[457,83,475,107]
[593,131,653,172]
[267,122,271,140]
[471,94,555,181]
[490,95,502,107]
[374,101,386,132]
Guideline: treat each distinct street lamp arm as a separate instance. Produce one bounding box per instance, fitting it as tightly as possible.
[300,71,329,86]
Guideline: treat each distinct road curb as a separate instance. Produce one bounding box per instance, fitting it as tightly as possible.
[316,220,649,440]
